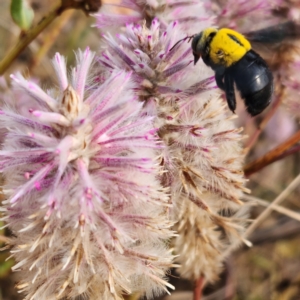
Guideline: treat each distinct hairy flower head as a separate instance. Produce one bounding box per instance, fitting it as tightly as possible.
[97,19,250,282]
[99,19,215,107]
[0,48,174,299]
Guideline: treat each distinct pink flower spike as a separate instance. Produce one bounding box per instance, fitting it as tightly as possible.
[28,132,56,145]
[72,48,95,104]
[10,164,54,204]
[10,73,57,110]
[52,53,68,91]
[34,182,41,191]
[55,136,73,175]
[31,110,70,126]
[1,50,174,300]
[97,13,249,290]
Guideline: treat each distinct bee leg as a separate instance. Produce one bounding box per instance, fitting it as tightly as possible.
[224,73,236,113]
[215,72,225,91]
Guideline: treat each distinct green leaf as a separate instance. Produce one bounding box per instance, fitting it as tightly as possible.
[10,0,34,31]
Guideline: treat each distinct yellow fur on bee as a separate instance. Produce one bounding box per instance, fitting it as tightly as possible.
[206,28,251,67]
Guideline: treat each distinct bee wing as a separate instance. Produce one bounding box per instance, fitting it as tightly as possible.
[244,21,300,44]
[244,21,300,70]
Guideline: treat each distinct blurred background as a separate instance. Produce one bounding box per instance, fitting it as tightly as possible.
[1,1,300,299]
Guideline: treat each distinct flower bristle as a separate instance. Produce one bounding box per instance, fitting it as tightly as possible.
[0,48,175,299]
[96,17,250,282]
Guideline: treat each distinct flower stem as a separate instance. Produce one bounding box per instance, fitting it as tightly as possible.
[0,0,102,75]
[0,2,62,75]
[193,276,204,300]
[244,129,300,176]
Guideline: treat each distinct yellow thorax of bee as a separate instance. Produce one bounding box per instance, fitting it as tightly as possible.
[204,28,252,67]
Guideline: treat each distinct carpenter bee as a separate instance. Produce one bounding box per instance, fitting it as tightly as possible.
[191,28,273,116]
[170,22,300,116]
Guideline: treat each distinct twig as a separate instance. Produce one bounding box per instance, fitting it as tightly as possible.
[242,194,300,222]
[273,144,300,162]
[193,276,204,300]
[244,129,300,176]
[0,17,52,73]
[0,0,102,75]
[222,174,300,258]
[0,2,62,75]
[244,173,300,238]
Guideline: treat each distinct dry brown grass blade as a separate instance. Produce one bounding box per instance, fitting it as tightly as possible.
[244,173,300,238]
[222,173,300,259]
[244,129,300,176]
[242,194,300,222]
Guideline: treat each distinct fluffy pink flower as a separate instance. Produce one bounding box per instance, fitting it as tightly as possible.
[97,18,250,282]
[0,48,174,299]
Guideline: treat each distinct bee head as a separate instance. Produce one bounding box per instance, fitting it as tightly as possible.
[192,28,217,65]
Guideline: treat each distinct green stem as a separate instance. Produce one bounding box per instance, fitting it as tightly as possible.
[0,3,65,75]
[0,0,102,75]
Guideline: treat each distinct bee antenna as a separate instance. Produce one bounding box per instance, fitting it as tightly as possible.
[169,35,195,52]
